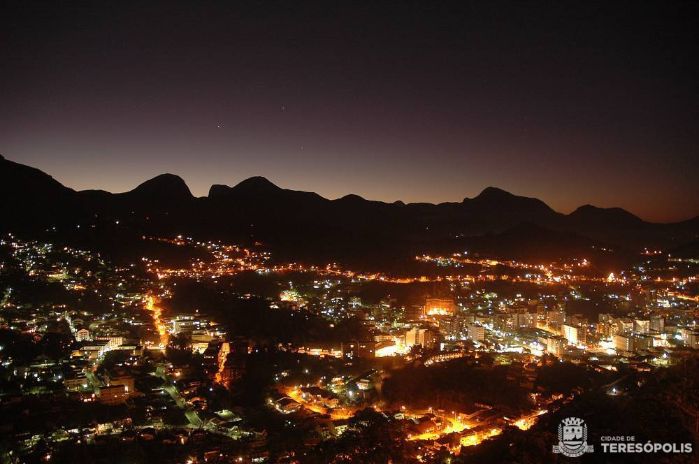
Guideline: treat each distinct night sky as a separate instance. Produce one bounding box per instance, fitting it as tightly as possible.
[1,1,697,222]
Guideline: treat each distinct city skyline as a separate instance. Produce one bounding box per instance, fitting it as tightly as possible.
[1,2,698,461]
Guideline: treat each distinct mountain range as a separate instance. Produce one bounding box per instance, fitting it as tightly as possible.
[1,154,697,269]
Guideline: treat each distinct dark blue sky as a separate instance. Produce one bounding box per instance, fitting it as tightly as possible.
[1,1,697,221]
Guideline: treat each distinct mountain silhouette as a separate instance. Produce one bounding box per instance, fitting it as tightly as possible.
[0,155,697,267]
[568,204,644,228]
[126,173,193,202]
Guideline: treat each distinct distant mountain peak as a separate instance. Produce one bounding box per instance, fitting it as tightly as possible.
[129,173,193,200]
[237,176,278,186]
[476,186,513,198]
[232,176,282,193]
[207,176,282,198]
[208,184,231,198]
[569,204,642,225]
[0,154,74,195]
[339,193,366,202]
[468,186,554,211]
[573,204,628,214]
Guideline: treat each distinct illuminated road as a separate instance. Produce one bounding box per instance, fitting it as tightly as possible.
[85,371,102,393]
[156,366,203,428]
[144,295,169,348]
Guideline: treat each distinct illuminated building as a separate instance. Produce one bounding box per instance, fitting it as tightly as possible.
[613,333,653,353]
[562,324,586,345]
[107,372,135,397]
[545,336,566,356]
[679,329,699,349]
[405,328,438,349]
[275,398,301,414]
[687,332,699,349]
[512,312,535,329]
[650,316,665,333]
[98,384,129,405]
[633,319,650,334]
[342,340,377,358]
[297,344,343,358]
[493,314,510,331]
[96,336,124,350]
[568,314,588,326]
[374,342,404,357]
[596,321,612,337]
[75,327,91,341]
[171,315,197,334]
[467,324,485,342]
[613,334,633,352]
[546,310,565,326]
[634,334,653,351]
[423,298,455,317]
[191,330,214,343]
[191,341,209,353]
[75,340,110,359]
[613,318,633,335]
[405,305,424,321]
[439,314,473,338]
[63,373,89,391]
[356,378,372,391]
[475,314,492,326]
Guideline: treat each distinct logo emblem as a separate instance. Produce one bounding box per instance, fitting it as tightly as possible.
[553,417,594,457]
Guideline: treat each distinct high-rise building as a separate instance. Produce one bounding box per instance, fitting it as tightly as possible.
[545,336,566,357]
[612,318,633,336]
[546,311,565,326]
[633,319,650,334]
[679,329,699,349]
[405,328,438,349]
[467,324,485,342]
[512,312,535,329]
[634,335,653,352]
[615,333,653,353]
[650,316,665,333]
[562,324,580,345]
[613,334,633,352]
[596,321,612,338]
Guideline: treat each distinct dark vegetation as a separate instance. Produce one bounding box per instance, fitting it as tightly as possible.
[382,358,531,412]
